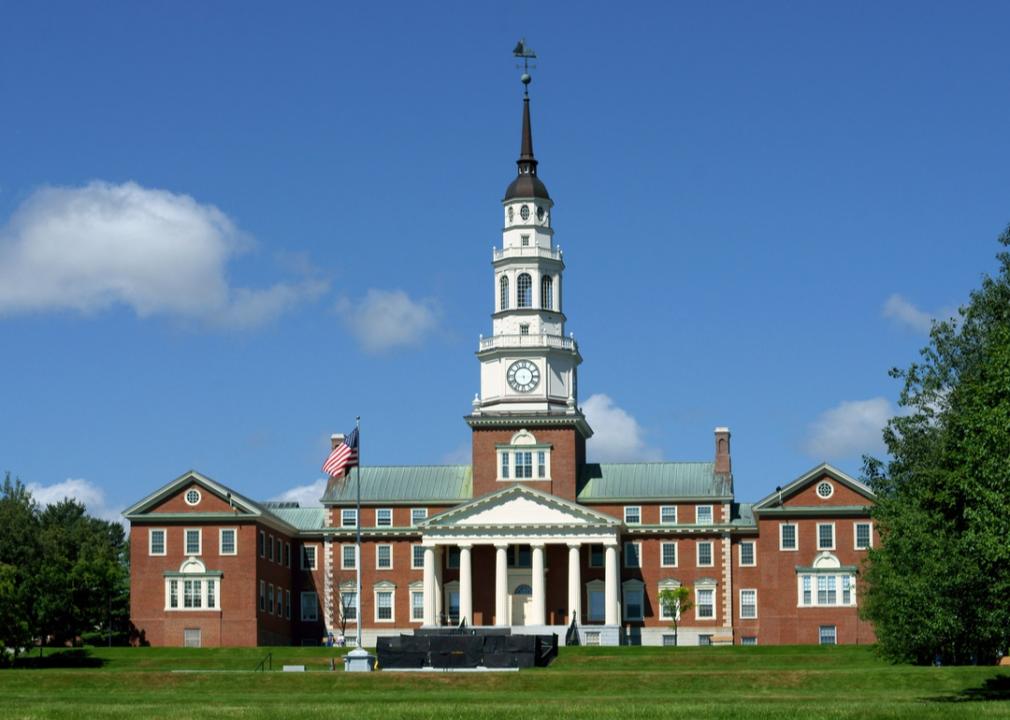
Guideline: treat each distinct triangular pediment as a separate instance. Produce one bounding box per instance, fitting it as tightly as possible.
[423,484,619,528]
[122,470,261,520]
[753,463,875,511]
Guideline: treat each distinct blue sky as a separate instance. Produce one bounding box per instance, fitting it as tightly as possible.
[1,2,1008,519]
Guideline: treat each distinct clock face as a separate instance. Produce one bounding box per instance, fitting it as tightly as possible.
[507,359,540,393]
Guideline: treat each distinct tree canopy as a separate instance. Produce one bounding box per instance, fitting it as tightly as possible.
[0,473,129,664]
[862,227,1010,664]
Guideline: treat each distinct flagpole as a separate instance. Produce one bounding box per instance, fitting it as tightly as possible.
[354,415,362,651]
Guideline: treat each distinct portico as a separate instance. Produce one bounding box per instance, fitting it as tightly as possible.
[417,484,621,638]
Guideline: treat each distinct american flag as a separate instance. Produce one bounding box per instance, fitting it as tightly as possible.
[322,427,359,478]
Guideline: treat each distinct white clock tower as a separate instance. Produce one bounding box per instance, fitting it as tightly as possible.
[471,73,583,418]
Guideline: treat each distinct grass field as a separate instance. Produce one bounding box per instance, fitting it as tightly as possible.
[2,645,1009,719]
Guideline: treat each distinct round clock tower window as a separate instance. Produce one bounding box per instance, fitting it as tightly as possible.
[520,205,530,221]
[816,481,834,499]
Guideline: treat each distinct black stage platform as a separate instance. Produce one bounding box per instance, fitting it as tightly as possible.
[376,628,559,670]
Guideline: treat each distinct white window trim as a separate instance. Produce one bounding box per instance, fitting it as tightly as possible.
[374,583,396,623]
[854,521,873,550]
[623,542,642,569]
[779,522,798,551]
[622,579,645,622]
[268,583,274,614]
[376,508,393,527]
[341,544,357,570]
[184,528,202,556]
[695,586,716,620]
[219,528,238,556]
[819,625,838,645]
[410,508,428,526]
[695,505,713,525]
[797,573,857,608]
[259,580,266,612]
[738,541,756,567]
[341,508,358,528]
[339,582,358,625]
[660,541,678,568]
[739,588,758,619]
[184,488,202,506]
[624,506,641,525]
[411,544,424,570]
[496,448,552,481]
[267,534,274,562]
[149,528,167,556]
[300,591,318,622]
[376,544,393,570]
[585,579,606,622]
[259,530,265,558]
[659,505,678,525]
[816,481,835,499]
[301,544,319,571]
[817,522,836,551]
[285,541,291,568]
[696,541,714,568]
[658,581,682,621]
[409,581,425,623]
[164,576,220,611]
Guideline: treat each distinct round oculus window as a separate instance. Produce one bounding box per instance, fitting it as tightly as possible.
[520,205,530,221]
[185,489,201,506]
[816,481,833,499]
[536,206,545,221]
[507,206,514,222]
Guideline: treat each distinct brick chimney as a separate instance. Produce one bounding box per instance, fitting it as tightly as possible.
[714,427,732,475]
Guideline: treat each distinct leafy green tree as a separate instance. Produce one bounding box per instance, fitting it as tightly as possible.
[0,473,39,660]
[657,585,692,644]
[862,227,1010,665]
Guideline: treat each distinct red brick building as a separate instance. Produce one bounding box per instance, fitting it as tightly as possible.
[125,77,877,649]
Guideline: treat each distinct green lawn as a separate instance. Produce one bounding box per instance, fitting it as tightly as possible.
[1,645,1009,719]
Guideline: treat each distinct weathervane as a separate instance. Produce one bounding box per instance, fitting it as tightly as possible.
[513,38,537,96]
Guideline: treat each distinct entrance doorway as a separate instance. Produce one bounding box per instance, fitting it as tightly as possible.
[511,584,532,625]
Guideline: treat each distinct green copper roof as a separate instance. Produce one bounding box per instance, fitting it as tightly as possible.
[268,507,326,530]
[577,462,730,501]
[731,503,755,527]
[320,465,473,504]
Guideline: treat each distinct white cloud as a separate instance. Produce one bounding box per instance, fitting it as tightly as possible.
[0,181,326,328]
[882,293,951,334]
[583,393,662,462]
[335,289,439,353]
[271,478,326,508]
[27,477,122,524]
[803,397,893,459]
[441,443,471,465]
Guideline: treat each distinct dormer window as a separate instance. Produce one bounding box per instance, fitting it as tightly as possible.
[496,429,551,481]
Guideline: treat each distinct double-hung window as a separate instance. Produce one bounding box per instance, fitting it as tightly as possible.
[341,589,357,621]
[267,535,274,562]
[740,589,757,619]
[589,545,604,568]
[411,589,424,621]
[798,574,855,607]
[696,587,715,619]
[341,509,357,528]
[412,544,425,569]
[220,529,236,556]
[624,506,641,525]
[376,544,393,569]
[301,592,318,622]
[149,529,166,556]
[819,625,837,645]
[780,523,797,550]
[342,544,356,570]
[660,506,677,524]
[514,451,533,478]
[696,505,713,525]
[376,508,392,527]
[375,590,393,621]
[854,522,872,550]
[623,542,641,568]
[661,542,677,567]
[697,541,713,567]
[185,529,201,556]
[739,541,755,566]
[301,545,317,571]
[817,523,835,550]
[411,508,428,526]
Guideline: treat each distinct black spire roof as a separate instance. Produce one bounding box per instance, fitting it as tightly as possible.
[504,95,551,201]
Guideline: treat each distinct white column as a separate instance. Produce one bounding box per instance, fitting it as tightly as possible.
[434,546,444,625]
[422,545,436,626]
[604,543,619,626]
[567,543,582,624]
[495,544,509,626]
[531,543,546,626]
[459,544,473,625]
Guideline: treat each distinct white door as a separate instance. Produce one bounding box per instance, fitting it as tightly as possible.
[511,584,533,625]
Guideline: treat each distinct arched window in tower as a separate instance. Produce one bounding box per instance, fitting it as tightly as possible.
[517,273,532,308]
[541,275,553,310]
[499,275,509,311]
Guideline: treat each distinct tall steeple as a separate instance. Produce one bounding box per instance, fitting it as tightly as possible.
[504,74,550,201]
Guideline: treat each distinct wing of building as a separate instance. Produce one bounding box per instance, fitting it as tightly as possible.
[124,76,878,649]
